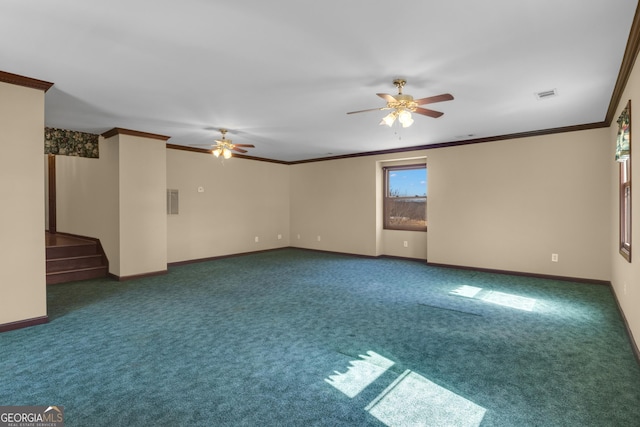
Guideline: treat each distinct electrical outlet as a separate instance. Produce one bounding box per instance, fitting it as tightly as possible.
[277,234,282,240]
[551,253,558,262]
[403,241,408,248]
[317,235,321,242]
[297,234,300,240]
[254,236,259,243]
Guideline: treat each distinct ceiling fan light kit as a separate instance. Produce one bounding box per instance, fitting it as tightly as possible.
[206,128,255,159]
[348,78,453,128]
[381,108,414,128]
[212,146,232,159]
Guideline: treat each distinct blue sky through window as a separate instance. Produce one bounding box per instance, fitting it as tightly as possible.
[389,168,427,197]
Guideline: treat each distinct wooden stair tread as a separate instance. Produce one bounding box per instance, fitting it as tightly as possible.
[46,254,104,273]
[45,233,94,247]
[47,265,108,275]
[47,254,102,260]
[46,266,108,285]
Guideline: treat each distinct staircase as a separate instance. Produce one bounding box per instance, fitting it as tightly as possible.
[45,232,109,285]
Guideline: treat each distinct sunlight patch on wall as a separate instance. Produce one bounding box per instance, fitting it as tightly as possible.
[365,370,486,427]
[450,285,536,311]
[325,351,394,398]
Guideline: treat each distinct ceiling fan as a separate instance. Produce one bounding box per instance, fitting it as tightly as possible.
[347,79,454,128]
[207,129,255,159]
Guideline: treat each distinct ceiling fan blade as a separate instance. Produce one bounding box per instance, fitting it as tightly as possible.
[414,93,454,105]
[414,107,444,118]
[232,147,248,153]
[233,144,255,148]
[377,93,396,102]
[347,107,386,115]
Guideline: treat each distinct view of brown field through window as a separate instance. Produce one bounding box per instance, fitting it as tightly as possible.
[383,164,427,231]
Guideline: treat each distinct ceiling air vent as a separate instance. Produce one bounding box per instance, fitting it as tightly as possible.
[535,89,557,100]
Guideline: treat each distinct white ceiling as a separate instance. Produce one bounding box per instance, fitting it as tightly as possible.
[1,0,638,162]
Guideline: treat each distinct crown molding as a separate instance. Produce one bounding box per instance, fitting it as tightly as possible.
[166,143,209,154]
[606,2,640,125]
[287,121,608,164]
[0,70,54,92]
[166,121,607,165]
[102,127,170,141]
[166,143,289,164]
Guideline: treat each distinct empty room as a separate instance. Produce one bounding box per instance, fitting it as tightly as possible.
[1,1,640,426]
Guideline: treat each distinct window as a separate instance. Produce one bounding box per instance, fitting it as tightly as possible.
[616,100,631,262]
[620,157,631,261]
[383,165,427,231]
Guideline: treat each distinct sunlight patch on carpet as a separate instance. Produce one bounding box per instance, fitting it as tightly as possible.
[325,351,394,398]
[450,285,482,298]
[326,351,486,426]
[482,291,536,311]
[365,369,486,427]
[450,285,536,311]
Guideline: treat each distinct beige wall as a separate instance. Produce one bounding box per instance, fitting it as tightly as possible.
[56,138,120,274]
[290,156,379,256]
[166,149,290,263]
[0,81,47,325]
[118,134,167,277]
[427,129,611,281]
[610,52,640,350]
[290,153,429,259]
[289,134,610,275]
